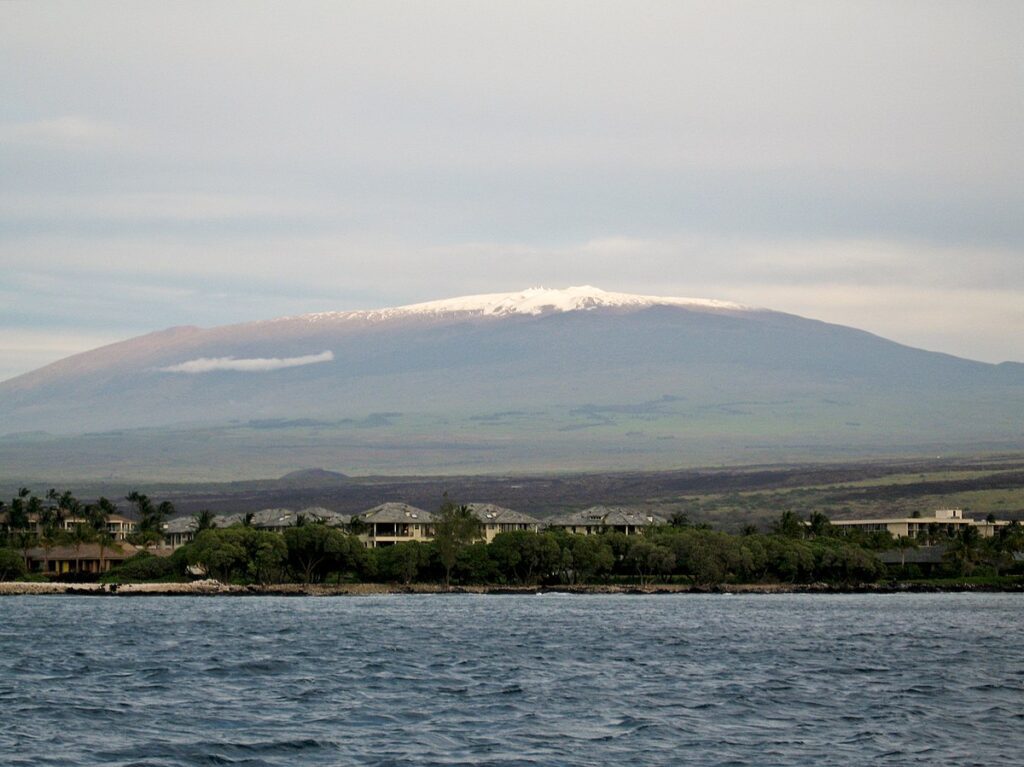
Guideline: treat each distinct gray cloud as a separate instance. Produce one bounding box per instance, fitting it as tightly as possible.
[159,351,334,374]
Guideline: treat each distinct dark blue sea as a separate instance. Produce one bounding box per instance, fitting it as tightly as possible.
[0,594,1021,766]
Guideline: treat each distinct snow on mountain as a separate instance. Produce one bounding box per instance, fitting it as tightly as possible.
[292,286,750,323]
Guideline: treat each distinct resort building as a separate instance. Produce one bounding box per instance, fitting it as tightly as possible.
[23,542,168,575]
[353,503,435,548]
[163,516,199,548]
[548,506,667,535]
[1,512,137,541]
[831,509,1008,539]
[162,507,352,548]
[466,503,541,542]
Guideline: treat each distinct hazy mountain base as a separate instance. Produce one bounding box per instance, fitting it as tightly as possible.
[3,402,1024,483]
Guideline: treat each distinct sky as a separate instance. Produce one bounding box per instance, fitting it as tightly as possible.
[1,0,1022,382]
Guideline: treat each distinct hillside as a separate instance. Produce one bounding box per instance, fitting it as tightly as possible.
[1,286,1022,480]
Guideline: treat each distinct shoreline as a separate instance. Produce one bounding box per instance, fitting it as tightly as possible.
[1,580,1022,597]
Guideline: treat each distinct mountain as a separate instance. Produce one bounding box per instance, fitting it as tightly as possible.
[1,286,1022,481]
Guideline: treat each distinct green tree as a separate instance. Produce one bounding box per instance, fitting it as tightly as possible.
[378,541,426,584]
[625,539,675,586]
[184,526,290,584]
[106,551,177,582]
[807,512,832,538]
[454,542,498,584]
[187,528,248,582]
[774,510,805,539]
[564,535,614,584]
[194,509,217,533]
[127,492,173,542]
[46,489,81,530]
[0,548,27,580]
[945,525,982,576]
[433,497,481,587]
[5,490,34,562]
[35,494,62,575]
[283,524,360,583]
[68,522,96,575]
[246,530,288,584]
[88,497,119,573]
[489,531,560,585]
[668,511,691,528]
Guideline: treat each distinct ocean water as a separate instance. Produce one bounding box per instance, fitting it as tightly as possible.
[0,594,1021,766]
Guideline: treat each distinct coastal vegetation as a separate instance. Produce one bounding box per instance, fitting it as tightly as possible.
[3,488,1023,588]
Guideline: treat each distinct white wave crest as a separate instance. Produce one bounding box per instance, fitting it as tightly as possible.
[160,350,334,374]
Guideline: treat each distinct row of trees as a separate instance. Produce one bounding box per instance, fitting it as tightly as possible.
[131,518,900,587]
[0,488,177,572]
[148,505,1024,585]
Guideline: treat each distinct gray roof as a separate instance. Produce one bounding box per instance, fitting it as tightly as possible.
[550,505,667,528]
[356,503,434,524]
[300,507,352,527]
[466,503,540,526]
[216,512,246,528]
[25,542,158,560]
[207,507,351,530]
[247,508,300,529]
[163,516,198,534]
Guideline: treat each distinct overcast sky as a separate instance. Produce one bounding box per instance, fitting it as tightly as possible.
[1,1,1022,381]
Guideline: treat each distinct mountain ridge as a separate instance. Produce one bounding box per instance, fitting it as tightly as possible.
[1,286,1021,479]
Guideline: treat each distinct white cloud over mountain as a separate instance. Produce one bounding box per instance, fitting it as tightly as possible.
[160,351,334,374]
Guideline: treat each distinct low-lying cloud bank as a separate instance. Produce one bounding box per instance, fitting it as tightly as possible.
[160,351,334,374]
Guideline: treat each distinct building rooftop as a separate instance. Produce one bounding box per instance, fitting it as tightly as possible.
[551,505,666,528]
[465,503,540,526]
[833,509,1005,526]
[23,542,169,560]
[356,503,434,524]
[163,516,198,534]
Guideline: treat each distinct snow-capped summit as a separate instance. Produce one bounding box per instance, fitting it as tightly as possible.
[297,286,748,323]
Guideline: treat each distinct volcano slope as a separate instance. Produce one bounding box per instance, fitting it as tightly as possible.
[1,287,1022,481]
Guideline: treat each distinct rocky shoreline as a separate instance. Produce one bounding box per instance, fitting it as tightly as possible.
[1,580,1022,596]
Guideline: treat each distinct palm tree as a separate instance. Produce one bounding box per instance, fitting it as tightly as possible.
[68,523,95,575]
[12,531,34,571]
[6,490,30,533]
[808,512,832,538]
[127,492,170,545]
[773,510,805,539]
[156,501,175,530]
[44,489,82,541]
[33,495,59,574]
[945,525,982,576]
[896,534,919,569]
[194,509,217,533]
[88,497,117,573]
[25,492,42,529]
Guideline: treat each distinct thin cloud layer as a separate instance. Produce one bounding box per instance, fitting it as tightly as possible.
[160,351,334,374]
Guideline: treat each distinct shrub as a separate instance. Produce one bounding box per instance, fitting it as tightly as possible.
[0,548,27,581]
[107,551,177,582]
